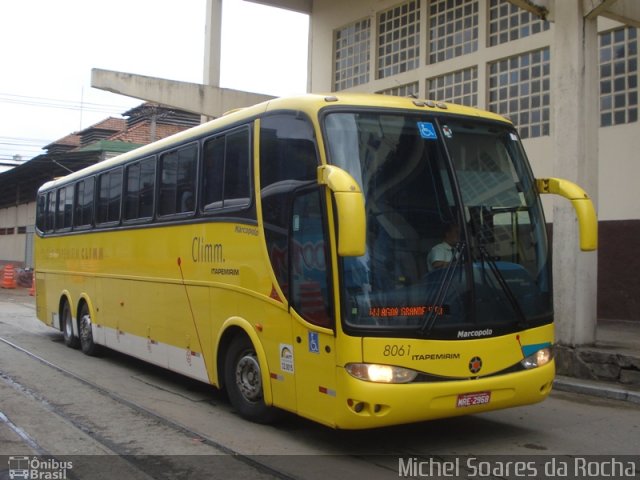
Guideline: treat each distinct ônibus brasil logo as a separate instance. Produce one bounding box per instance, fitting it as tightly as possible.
[8,456,73,479]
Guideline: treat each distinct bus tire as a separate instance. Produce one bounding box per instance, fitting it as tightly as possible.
[62,301,80,349]
[78,303,100,356]
[224,335,278,424]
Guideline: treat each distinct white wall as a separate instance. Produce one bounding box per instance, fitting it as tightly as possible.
[0,202,35,265]
[598,122,640,221]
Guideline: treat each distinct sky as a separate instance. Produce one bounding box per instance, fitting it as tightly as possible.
[0,0,309,166]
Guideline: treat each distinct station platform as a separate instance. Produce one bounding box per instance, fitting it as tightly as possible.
[554,318,640,404]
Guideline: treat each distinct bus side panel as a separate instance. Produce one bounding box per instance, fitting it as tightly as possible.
[34,271,49,326]
[167,285,211,381]
[210,287,297,411]
[291,312,337,427]
[96,278,211,383]
[44,273,67,330]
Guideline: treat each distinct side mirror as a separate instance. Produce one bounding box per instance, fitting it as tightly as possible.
[536,177,598,251]
[317,165,366,256]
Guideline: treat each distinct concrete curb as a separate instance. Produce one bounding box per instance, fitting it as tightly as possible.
[554,375,640,405]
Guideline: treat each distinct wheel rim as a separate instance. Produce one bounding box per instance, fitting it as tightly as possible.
[80,313,92,344]
[235,352,262,403]
[64,308,73,338]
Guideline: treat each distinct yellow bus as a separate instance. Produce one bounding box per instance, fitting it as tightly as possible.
[34,94,597,429]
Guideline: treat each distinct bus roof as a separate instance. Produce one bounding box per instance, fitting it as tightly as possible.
[37,93,511,193]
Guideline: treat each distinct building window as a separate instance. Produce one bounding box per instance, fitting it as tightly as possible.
[377,1,420,79]
[599,27,638,127]
[377,82,419,97]
[488,48,550,139]
[428,0,478,64]
[427,67,478,106]
[334,18,371,91]
[488,0,549,47]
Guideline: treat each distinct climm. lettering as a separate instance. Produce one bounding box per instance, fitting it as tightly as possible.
[192,236,224,263]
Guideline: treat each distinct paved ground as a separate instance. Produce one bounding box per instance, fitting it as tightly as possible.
[1,283,639,480]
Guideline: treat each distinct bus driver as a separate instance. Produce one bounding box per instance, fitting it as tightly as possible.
[427,222,459,271]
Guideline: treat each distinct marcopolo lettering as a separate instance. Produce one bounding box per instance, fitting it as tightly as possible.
[457,329,493,338]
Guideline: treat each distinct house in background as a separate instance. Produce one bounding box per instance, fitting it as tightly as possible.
[0,103,199,268]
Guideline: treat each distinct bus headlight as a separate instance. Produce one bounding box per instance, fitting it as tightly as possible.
[345,363,418,383]
[521,347,553,369]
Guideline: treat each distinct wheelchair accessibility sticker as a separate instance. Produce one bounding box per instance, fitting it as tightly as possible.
[308,331,320,354]
[417,122,438,140]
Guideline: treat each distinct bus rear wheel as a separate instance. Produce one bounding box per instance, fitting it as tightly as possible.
[78,303,100,356]
[224,335,278,424]
[62,301,79,349]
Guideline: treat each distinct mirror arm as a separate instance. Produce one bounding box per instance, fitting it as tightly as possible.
[536,177,598,251]
[317,165,362,193]
[318,165,366,256]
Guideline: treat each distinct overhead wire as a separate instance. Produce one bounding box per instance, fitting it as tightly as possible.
[0,92,134,115]
[0,92,138,162]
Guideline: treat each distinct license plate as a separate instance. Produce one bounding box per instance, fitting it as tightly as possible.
[456,391,491,408]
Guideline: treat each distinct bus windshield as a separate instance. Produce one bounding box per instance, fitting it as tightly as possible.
[324,111,551,339]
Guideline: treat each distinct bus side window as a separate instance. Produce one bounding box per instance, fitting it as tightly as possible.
[46,191,56,232]
[97,168,123,225]
[125,156,155,221]
[55,187,66,230]
[74,177,95,228]
[260,113,319,301]
[56,184,73,231]
[224,128,251,208]
[159,144,197,216]
[36,194,46,232]
[202,136,226,210]
[290,188,333,328]
[74,181,86,227]
[202,126,251,211]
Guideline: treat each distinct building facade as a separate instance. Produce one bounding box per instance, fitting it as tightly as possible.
[306,0,639,321]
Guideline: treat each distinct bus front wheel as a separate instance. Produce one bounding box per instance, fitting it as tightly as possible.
[224,335,278,424]
[62,301,79,349]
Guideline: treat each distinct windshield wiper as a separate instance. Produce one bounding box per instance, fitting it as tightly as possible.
[477,244,528,328]
[420,242,464,334]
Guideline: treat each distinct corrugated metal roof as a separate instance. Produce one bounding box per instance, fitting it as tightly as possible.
[0,151,103,208]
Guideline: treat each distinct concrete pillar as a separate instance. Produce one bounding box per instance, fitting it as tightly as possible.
[204,0,223,87]
[203,0,223,122]
[551,1,599,346]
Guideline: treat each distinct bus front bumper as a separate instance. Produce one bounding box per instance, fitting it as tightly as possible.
[331,361,555,429]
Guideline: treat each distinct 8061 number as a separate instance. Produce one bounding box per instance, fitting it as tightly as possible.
[383,344,411,357]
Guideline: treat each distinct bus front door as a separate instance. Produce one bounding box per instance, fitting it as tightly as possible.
[289,188,339,426]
